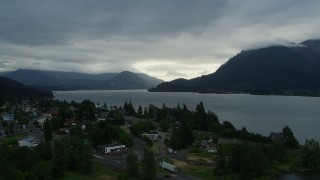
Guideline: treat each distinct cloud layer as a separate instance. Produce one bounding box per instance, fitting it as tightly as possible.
[1,0,320,81]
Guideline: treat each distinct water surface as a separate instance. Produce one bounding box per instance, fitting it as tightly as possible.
[54,89,320,143]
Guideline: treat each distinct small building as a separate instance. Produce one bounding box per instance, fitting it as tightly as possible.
[45,107,60,116]
[65,117,76,126]
[269,132,283,141]
[18,137,40,148]
[1,113,15,121]
[159,161,178,172]
[33,115,50,127]
[97,117,105,121]
[97,144,127,154]
[142,133,160,140]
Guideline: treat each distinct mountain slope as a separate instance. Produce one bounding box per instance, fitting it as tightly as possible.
[109,71,151,89]
[0,77,53,101]
[4,69,163,90]
[150,39,320,95]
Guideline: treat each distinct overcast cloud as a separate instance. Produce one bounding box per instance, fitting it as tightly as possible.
[0,0,320,81]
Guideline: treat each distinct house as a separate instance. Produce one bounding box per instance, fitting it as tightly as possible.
[97,117,105,121]
[172,121,181,129]
[65,117,76,126]
[269,132,283,141]
[18,137,40,148]
[97,144,127,154]
[44,107,60,116]
[33,115,51,127]
[1,113,15,121]
[142,133,160,140]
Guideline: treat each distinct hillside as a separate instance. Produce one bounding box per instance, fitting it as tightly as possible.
[4,70,163,91]
[0,77,53,102]
[150,39,320,96]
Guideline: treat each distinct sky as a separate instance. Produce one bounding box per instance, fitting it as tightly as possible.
[1,0,320,81]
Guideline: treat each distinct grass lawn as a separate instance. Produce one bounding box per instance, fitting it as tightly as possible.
[61,162,120,180]
[0,133,29,145]
[172,159,217,180]
[4,133,29,139]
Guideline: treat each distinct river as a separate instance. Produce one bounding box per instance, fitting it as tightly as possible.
[53,89,320,144]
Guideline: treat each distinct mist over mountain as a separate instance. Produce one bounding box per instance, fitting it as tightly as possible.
[150,39,320,96]
[3,69,163,91]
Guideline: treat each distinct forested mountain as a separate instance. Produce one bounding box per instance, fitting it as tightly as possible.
[0,77,53,102]
[3,69,163,91]
[150,39,320,96]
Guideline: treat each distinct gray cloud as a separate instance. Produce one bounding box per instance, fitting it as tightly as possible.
[0,0,320,80]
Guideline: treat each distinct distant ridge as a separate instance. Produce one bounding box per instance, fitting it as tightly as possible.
[0,77,53,102]
[150,39,320,96]
[3,69,163,91]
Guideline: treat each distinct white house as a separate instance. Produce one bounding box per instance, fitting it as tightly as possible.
[18,137,40,148]
[33,115,51,127]
[142,133,160,140]
[1,113,15,121]
[97,144,127,154]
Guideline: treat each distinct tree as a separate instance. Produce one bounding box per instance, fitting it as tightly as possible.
[216,146,226,177]
[77,100,96,122]
[43,119,53,142]
[302,139,320,170]
[32,160,52,180]
[179,120,193,148]
[34,142,53,161]
[127,101,136,116]
[52,140,68,178]
[159,119,170,132]
[89,121,112,148]
[112,110,125,125]
[282,126,299,149]
[193,102,207,131]
[62,136,93,173]
[126,150,139,177]
[142,148,156,180]
[220,121,236,138]
[136,105,143,118]
[169,128,181,150]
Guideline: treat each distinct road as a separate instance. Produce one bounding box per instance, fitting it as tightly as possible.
[25,121,44,141]
[133,137,147,159]
[93,153,127,171]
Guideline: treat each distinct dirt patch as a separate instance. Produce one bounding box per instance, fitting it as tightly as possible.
[187,154,215,163]
[172,159,190,168]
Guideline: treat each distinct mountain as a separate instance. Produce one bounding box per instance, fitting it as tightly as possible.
[0,77,53,102]
[150,39,320,96]
[109,71,151,89]
[3,69,163,91]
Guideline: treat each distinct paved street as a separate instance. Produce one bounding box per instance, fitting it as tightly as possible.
[93,153,127,171]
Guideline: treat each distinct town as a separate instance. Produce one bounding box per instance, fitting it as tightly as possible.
[1,98,320,179]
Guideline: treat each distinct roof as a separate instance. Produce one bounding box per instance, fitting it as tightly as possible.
[19,136,39,143]
[97,143,125,148]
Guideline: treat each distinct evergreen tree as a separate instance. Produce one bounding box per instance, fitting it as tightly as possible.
[194,102,207,131]
[76,100,96,122]
[282,126,299,149]
[136,105,143,118]
[43,119,53,142]
[126,150,139,177]
[34,142,53,161]
[52,140,68,178]
[170,128,181,150]
[216,146,226,176]
[128,101,136,115]
[302,139,320,169]
[179,120,193,148]
[142,148,156,180]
